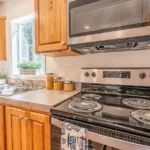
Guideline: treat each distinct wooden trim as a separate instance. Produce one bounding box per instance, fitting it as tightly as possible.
[0,15,6,20]
[34,0,39,53]
[43,50,80,57]
[0,105,5,150]
[0,102,50,115]
[0,17,6,60]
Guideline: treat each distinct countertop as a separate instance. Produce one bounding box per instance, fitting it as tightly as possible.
[0,89,79,113]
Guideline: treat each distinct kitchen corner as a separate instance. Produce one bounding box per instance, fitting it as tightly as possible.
[1,0,150,150]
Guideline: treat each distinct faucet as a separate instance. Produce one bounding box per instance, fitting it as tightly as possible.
[28,80,34,88]
[8,77,25,86]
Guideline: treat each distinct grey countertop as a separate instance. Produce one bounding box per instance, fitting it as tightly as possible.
[0,89,79,113]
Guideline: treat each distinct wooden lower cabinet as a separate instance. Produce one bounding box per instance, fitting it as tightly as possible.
[0,105,5,150]
[5,107,50,150]
[27,112,51,150]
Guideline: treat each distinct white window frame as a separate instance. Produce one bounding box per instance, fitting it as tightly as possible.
[11,14,46,76]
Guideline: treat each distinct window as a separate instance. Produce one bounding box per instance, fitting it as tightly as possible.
[11,14,45,75]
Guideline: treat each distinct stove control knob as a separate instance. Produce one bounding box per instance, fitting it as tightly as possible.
[84,72,90,77]
[91,72,96,77]
[139,72,146,79]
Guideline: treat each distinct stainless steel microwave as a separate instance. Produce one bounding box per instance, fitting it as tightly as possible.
[67,0,150,54]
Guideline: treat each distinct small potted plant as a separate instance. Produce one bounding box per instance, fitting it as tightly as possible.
[17,61,41,75]
[0,74,7,85]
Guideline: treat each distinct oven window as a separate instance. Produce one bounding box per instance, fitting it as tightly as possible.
[69,0,150,37]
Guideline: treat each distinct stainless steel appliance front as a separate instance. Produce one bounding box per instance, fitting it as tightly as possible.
[51,117,150,150]
[67,0,150,54]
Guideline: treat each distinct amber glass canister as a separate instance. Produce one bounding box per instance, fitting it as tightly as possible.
[46,73,54,90]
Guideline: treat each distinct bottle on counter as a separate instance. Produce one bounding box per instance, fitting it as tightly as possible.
[46,73,54,90]
[54,77,63,91]
[64,80,74,92]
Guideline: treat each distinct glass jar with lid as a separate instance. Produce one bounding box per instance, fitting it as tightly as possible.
[64,81,73,92]
[54,77,63,91]
[46,73,54,90]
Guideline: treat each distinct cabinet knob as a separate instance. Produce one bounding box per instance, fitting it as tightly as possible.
[25,117,30,121]
[18,116,23,120]
[61,41,65,45]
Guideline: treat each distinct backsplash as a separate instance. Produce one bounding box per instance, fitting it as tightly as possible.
[46,50,150,82]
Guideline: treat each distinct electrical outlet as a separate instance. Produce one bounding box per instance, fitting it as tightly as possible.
[64,67,69,76]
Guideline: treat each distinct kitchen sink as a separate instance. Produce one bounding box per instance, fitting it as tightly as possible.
[0,84,42,96]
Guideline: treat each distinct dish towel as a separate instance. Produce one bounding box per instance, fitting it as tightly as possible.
[61,122,88,150]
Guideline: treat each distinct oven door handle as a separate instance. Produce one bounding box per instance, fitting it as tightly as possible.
[51,117,150,150]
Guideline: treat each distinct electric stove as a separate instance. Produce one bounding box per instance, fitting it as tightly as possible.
[51,68,150,150]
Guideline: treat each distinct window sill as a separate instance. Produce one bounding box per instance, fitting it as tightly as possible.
[12,75,46,80]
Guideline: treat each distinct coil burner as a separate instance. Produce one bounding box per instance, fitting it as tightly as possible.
[69,100,102,113]
[131,110,150,124]
[122,98,150,109]
[82,93,102,100]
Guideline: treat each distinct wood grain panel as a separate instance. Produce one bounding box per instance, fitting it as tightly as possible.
[38,0,60,44]
[27,112,50,150]
[0,105,5,150]
[5,107,51,150]
[12,116,22,150]
[35,0,78,55]
[33,122,44,150]
[5,107,27,150]
[0,17,6,60]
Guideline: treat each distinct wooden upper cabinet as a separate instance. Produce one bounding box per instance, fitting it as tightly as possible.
[35,0,79,57]
[0,105,5,150]
[0,15,6,60]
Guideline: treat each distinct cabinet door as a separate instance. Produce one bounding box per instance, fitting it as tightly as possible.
[0,16,6,60]
[0,105,5,150]
[27,112,50,150]
[5,107,27,150]
[35,0,68,52]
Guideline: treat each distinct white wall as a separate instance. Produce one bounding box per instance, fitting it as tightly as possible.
[0,0,34,75]
[1,0,150,82]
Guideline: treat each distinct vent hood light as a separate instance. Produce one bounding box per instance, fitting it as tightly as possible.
[84,26,90,30]
[83,48,91,52]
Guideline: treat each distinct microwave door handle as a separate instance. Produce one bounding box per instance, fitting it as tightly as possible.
[51,117,150,150]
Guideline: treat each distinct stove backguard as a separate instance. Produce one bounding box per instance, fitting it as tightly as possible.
[81,68,150,87]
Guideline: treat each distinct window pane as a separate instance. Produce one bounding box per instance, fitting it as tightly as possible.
[12,14,45,75]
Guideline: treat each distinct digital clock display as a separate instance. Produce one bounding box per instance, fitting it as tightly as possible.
[103,71,131,79]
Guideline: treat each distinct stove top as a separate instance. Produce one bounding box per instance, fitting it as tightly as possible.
[53,92,150,136]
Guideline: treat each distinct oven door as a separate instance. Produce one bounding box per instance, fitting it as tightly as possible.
[68,0,150,45]
[51,116,150,150]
